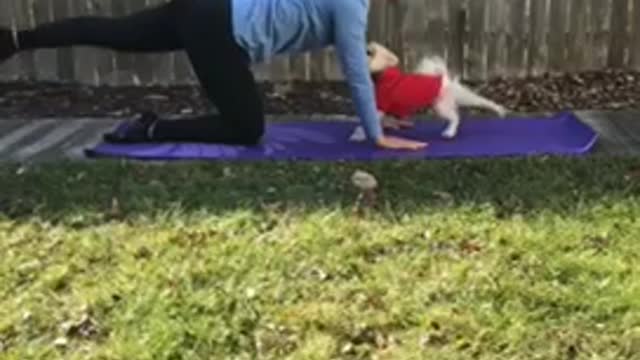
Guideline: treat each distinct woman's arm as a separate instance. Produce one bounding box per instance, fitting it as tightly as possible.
[333,0,427,150]
[333,0,382,142]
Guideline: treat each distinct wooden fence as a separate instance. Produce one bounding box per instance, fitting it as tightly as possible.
[1,0,640,85]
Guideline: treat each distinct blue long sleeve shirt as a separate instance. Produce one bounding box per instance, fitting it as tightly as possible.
[231,0,383,141]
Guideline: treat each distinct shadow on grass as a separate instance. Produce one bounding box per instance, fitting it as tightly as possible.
[0,155,639,225]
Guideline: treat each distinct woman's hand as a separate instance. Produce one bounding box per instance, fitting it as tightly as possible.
[376,135,428,151]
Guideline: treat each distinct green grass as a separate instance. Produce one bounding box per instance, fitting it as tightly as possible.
[1,157,640,359]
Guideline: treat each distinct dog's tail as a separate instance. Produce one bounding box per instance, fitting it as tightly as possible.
[414,55,456,94]
[414,55,449,77]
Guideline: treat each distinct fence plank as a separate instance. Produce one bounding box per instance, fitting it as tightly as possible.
[506,0,529,77]
[608,0,630,67]
[173,53,194,85]
[252,62,268,82]
[144,0,173,85]
[385,0,404,64]
[527,0,549,75]
[567,0,589,71]
[447,0,465,76]
[548,0,569,73]
[486,0,509,78]
[13,0,36,80]
[400,0,424,68]
[0,0,19,80]
[307,49,325,82]
[51,0,74,81]
[591,0,612,69]
[426,0,447,59]
[91,0,115,85]
[71,0,99,84]
[129,0,154,84]
[631,0,640,68]
[466,0,488,80]
[326,47,344,80]
[108,0,133,84]
[289,53,309,81]
[32,0,58,81]
[1,0,640,84]
[368,0,386,44]
[269,55,291,83]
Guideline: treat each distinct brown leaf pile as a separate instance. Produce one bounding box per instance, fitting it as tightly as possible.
[0,69,639,118]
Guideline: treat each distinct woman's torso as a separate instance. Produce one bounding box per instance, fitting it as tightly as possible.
[231,0,337,63]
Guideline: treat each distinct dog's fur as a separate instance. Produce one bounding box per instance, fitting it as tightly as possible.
[352,42,507,141]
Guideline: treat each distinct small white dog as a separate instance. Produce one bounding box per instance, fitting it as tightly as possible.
[351,42,507,141]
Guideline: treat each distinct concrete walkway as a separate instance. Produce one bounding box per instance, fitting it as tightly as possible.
[0,118,117,162]
[0,111,638,162]
[577,110,640,156]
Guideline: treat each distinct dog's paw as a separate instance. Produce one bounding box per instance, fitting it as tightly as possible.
[382,120,400,130]
[441,127,457,139]
[397,119,414,129]
[382,116,410,130]
[496,106,508,118]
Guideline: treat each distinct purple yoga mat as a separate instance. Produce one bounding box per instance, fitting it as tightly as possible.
[85,112,598,161]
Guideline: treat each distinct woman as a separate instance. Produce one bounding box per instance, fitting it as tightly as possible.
[0,0,426,150]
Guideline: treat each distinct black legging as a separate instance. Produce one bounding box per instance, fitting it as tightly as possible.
[15,0,264,145]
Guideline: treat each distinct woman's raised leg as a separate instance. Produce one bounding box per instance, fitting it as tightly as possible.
[1,0,183,62]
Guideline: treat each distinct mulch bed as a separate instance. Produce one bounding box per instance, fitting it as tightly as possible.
[1,68,640,118]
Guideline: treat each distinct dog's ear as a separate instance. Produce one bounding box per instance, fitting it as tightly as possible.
[368,42,400,72]
[388,52,400,67]
[369,54,388,73]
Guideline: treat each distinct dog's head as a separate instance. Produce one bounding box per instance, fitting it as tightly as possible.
[366,42,399,73]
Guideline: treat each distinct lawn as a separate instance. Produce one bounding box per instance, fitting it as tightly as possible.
[1,157,640,359]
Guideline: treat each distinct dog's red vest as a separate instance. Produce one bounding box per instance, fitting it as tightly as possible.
[374,67,443,119]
